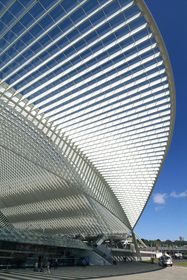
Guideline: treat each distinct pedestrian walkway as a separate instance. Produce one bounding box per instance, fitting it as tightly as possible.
[0,263,162,280]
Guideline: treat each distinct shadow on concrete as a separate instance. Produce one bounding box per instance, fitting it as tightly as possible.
[2,263,165,279]
[75,263,165,279]
[35,262,165,279]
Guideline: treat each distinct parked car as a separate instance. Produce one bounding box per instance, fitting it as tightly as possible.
[158,255,173,267]
[174,253,183,259]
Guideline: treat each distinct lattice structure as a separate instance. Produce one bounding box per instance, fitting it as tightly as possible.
[0,0,175,235]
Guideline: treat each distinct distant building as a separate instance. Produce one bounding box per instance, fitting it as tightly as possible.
[179,236,185,241]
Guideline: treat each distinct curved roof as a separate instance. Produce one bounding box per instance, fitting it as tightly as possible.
[0,0,175,234]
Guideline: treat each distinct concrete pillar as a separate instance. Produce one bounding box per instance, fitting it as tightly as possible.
[131,231,142,261]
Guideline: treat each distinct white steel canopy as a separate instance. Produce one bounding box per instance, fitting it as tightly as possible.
[0,0,175,235]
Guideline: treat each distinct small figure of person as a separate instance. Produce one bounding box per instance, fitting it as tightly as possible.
[40,262,44,272]
[34,262,38,272]
[47,261,51,274]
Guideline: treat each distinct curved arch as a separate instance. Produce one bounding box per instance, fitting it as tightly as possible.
[0,0,175,235]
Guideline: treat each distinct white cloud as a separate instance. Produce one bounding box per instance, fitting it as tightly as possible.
[153,193,167,204]
[153,190,187,207]
[170,190,187,198]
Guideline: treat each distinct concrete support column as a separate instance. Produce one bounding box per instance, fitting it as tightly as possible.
[131,230,142,261]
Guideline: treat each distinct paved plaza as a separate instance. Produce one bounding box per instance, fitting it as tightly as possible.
[0,263,186,280]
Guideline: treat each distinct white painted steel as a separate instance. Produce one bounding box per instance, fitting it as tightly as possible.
[0,0,175,235]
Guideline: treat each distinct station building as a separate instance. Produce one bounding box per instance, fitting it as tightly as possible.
[0,0,175,267]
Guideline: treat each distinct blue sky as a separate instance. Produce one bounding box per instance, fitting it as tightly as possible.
[135,0,187,241]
